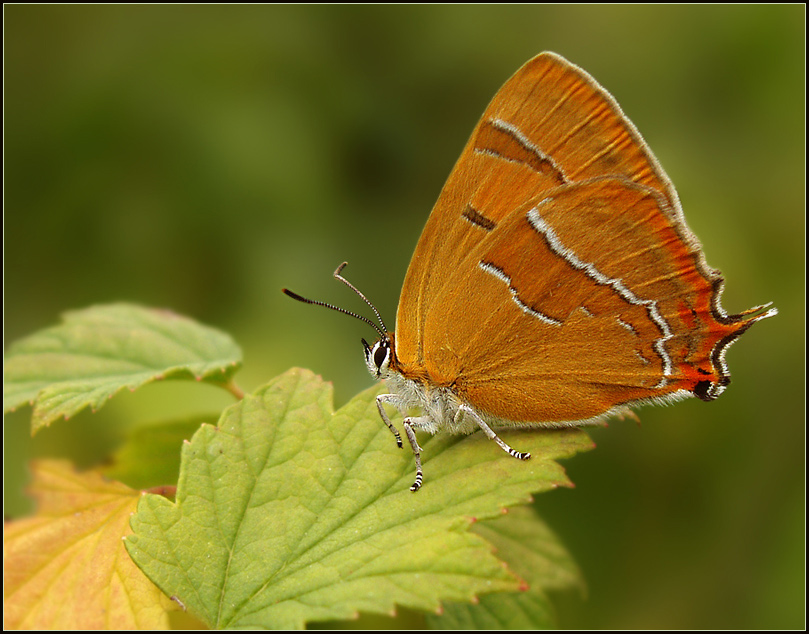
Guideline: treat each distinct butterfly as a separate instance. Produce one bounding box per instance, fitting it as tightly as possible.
[284,52,776,491]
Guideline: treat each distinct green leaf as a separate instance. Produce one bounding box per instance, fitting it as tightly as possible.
[3,304,242,434]
[125,367,593,629]
[426,505,585,629]
[102,416,211,490]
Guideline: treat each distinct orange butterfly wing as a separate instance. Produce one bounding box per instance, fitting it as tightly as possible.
[393,52,773,424]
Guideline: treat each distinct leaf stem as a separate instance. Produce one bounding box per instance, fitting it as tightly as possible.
[223,380,245,400]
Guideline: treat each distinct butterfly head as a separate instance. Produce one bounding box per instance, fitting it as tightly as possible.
[362,335,395,380]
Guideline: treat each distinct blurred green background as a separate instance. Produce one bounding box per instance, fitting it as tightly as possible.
[4,5,804,630]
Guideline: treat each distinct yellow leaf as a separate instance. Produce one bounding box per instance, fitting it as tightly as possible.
[4,460,170,630]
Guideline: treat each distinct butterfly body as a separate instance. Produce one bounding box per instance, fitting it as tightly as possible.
[285,52,776,492]
[364,333,533,491]
[367,334,545,435]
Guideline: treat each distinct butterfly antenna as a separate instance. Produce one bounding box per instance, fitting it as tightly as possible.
[282,262,388,339]
[332,262,389,334]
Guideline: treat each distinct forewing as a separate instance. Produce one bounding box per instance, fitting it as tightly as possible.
[395,52,680,371]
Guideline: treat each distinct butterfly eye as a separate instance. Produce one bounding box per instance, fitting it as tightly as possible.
[374,343,389,370]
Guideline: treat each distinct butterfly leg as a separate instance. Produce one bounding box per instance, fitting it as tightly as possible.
[375,394,403,448]
[402,416,431,492]
[457,404,531,461]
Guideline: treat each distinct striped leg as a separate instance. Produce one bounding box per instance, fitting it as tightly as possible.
[375,394,403,448]
[403,417,429,492]
[457,404,531,460]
